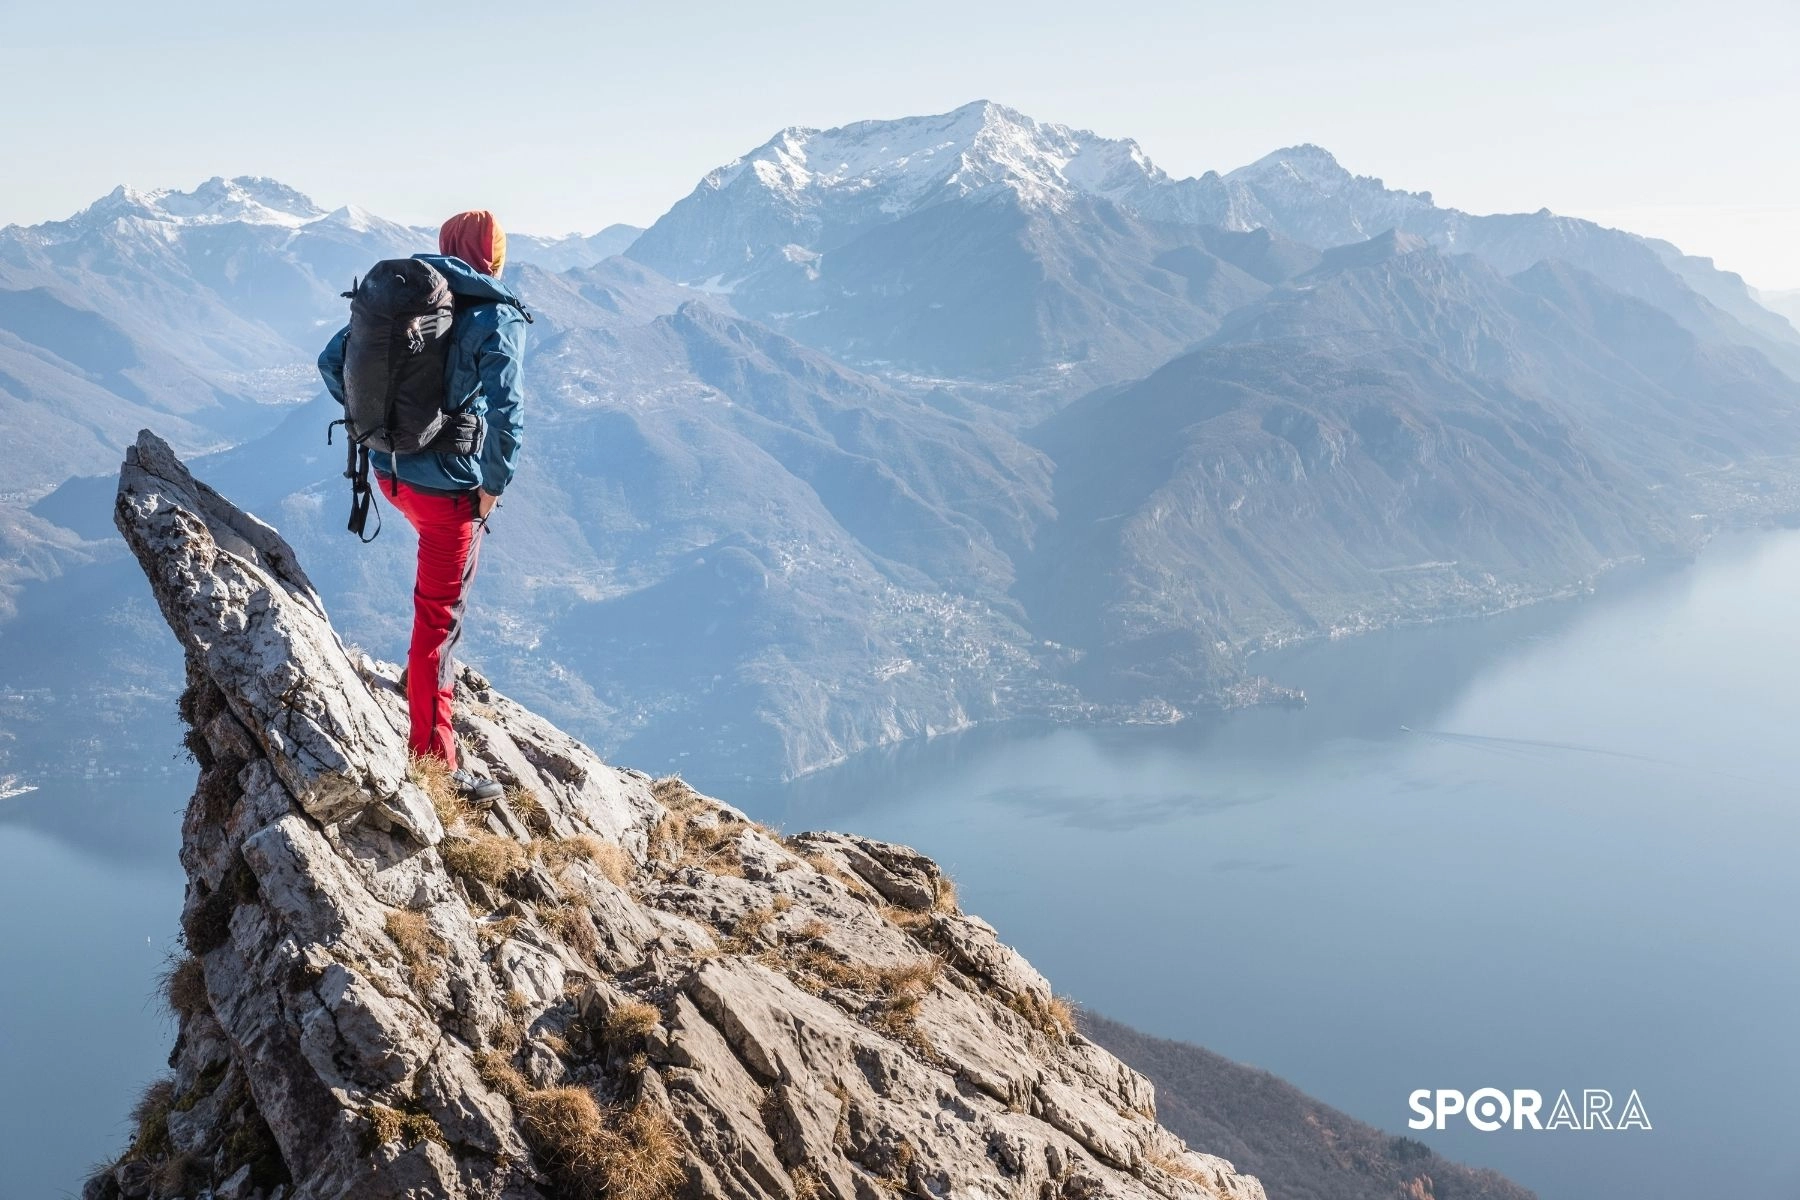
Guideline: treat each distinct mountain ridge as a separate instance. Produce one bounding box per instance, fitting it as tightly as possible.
[626,101,1800,385]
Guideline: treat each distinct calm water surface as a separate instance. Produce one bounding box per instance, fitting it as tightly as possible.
[740,531,1800,1200]
[0,768,186,1199]
[5,532,1800,1198]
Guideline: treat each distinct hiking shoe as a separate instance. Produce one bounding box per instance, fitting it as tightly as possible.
[452,769,504,808]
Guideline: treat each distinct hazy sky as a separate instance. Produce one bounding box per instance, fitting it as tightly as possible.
[4,0,1796,288]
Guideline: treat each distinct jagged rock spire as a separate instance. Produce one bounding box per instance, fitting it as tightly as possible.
[97,430,1264,1200]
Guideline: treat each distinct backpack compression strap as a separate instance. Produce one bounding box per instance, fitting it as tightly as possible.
[329,419,382,543]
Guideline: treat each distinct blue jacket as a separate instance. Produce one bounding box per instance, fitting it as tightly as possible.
[318,254,528,495]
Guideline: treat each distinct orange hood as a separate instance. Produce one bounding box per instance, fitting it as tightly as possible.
[438,210,506,277]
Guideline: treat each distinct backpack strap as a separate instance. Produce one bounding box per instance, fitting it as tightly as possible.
[455,293,534,324]
[329,419,382,543]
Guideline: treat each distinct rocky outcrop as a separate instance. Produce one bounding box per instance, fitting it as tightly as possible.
[93,429,1264,1200]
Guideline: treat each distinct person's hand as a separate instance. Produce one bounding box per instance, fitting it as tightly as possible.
[476,489,499,518]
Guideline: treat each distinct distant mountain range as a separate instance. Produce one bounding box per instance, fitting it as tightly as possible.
[629,101,1800,388]
[3,103,1798,781]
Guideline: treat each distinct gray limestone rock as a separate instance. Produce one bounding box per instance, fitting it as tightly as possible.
[97,431,1263,1200]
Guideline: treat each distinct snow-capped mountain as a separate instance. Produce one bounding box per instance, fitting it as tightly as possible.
[28,176,328,241]
[631,101,1172,285]
[1207,145,1435,244]
[628,102,1291,387]
[628,102,1440,287]
[629,102,1800,383]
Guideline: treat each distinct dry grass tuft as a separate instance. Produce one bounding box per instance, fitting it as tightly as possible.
[182,860,257,955]
[602,1001,662,1044]
[441,831,527,886]
[789,1164,825,1200]
[879,903,933,934]
[490,1013,527,1054]
[1145,1150,1213,1186]
[162,955,209,1017]
[477,911,526,949]
[885,1138,918,1189]
[130,1078,177,1159]
[647,782,755,877]
[869,958,942,1032]
[518,1089,684,1200]
[794,848,873,898]
[1008,990,1078,1039]
[606,1102,686,1200]
[933,875,959,913]
[725,905,779,952]
[649,811,688,860]
[791,945,875,994]
[828,1081,852,1148]
[193,761,240,826]
[877,958,941,995]
[506,786,553,836]
[367,1104,445,1149]
[410,753,469,829]
[788,948,942,1033]
[539,901,601,963]
[650,776,699,809]
[537,835,633,887]
[652,809,749,876]
[475,1049,530,1099]
[488,990,533,1052]
[155,1152,203,1195]
[385,909,448,991]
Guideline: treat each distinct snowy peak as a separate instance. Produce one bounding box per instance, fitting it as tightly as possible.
[78,175,326,230]
[1227,144,1432,206]
[5,181,638,280]
[1227,144,1353,188]
[158,175,324,225]
[705,100,1170,215]
[1214,145,1437,249]
[627,101,1189,286]
[635,101,1463,293]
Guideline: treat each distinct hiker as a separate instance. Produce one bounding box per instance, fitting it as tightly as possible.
[317,210,528,806]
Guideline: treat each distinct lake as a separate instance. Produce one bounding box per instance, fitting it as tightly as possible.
[5,531,1798,1199]
[0,767,187,1199]
[740,530,1800,1200]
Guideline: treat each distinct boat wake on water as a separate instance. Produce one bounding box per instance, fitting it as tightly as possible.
[1397,726,1752,784]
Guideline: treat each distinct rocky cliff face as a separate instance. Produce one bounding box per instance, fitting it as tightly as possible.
[92,429,1264,1200]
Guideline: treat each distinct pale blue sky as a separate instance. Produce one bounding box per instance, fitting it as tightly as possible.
[4,0,1796,288]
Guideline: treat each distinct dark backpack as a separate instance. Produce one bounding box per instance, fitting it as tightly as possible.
[331,259,483,540]
[342,259,455,453]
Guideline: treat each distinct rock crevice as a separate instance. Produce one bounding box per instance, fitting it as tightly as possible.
[93,430,1265,1200]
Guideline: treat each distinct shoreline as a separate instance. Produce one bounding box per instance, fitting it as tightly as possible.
[761,526,1800,793]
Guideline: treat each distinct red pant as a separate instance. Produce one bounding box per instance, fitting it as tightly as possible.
[385,478,486,768]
